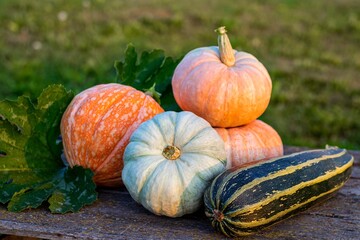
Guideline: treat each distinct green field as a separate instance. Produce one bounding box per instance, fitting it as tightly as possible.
[0,0,359,149]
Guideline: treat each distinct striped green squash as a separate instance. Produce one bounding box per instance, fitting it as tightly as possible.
[204,147,354,237]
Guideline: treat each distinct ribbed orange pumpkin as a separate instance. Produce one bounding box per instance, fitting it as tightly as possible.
[172,27,272,127]
[215,120,283,168]
[60,83,164,187]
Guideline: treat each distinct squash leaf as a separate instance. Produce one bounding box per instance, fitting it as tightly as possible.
[0,85,97,213]
[114,44,182,111]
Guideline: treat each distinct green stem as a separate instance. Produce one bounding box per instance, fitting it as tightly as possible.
[144,83,162,104]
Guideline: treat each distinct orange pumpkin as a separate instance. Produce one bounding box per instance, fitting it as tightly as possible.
[215,120,283,168]
[60,83,164,187]
[172,26,272,127]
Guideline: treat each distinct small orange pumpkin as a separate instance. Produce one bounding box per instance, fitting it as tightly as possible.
[215,120,283,168]
[172,26,272,127]
[60,83,164,187]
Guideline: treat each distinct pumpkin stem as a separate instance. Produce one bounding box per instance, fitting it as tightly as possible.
[144,83,162,104]
[162,145,181,160]
[215,26,235,67]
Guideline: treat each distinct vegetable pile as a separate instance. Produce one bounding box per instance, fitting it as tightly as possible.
[0,26,354,237]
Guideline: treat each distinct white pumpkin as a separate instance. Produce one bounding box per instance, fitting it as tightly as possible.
[122,111,227,217]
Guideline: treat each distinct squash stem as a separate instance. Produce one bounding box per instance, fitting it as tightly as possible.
[215,26,235,67]
[144,83,162,104]
[162,145,181,160]
[213,209,224,222]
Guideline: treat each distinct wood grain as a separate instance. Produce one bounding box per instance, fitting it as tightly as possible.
[1,147,359,240]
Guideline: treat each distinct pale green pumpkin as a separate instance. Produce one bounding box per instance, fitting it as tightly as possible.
[122,111,227,217]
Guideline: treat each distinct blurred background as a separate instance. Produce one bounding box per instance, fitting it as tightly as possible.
[0,0,359,149]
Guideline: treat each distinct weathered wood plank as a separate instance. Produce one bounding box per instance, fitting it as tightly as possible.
[1,147,359,240]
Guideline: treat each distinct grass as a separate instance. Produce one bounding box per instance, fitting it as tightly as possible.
[0,0,359,149]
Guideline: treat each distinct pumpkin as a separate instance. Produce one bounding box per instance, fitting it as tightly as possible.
[215,120,283,168]
[204,147,354,237]
[122,111,227,217]
[172,26,272,127]
[60,83,164,187]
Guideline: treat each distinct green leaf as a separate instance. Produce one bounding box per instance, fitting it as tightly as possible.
[48,166,97,213]
[7,181,56,211]
[115,44,182,111]
[117,43,137,86]
[137,49,166,88]
[0,85,98,213]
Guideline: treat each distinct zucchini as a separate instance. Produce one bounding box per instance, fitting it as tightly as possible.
[204,147,354,237]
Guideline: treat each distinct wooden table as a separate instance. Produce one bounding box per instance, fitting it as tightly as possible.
[1,147,359,239]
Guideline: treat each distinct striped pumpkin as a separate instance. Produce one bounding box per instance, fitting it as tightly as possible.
[60,83,164,187]
[204,147,354,237]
